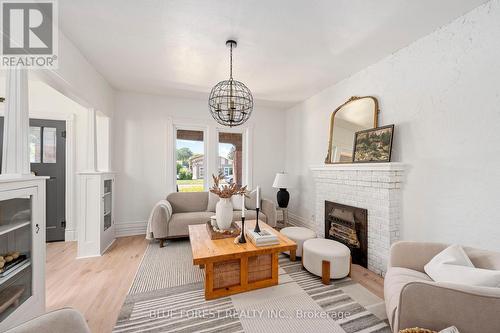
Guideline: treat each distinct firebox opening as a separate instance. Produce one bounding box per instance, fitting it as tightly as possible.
[325,201,368,268]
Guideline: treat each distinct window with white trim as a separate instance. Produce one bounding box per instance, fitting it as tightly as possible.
[175,129,205,192]
[218,131,243,186]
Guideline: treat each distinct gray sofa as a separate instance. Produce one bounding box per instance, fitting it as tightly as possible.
[385,241,500,333]
[151,192,276,246]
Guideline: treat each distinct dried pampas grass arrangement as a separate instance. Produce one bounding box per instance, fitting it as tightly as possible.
[209,174,247,199]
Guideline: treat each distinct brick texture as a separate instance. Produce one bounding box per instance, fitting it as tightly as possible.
[311,165,404,276]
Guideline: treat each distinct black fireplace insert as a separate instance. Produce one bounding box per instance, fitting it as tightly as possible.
[325,201,368,268]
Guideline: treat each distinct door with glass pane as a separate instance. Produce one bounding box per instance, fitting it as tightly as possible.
[29,119,65,242]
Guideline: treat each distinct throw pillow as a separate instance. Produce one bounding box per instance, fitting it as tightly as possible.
[206,192,220,212]
[424,244,500,288]
[231,195,243,211]
[245,189,258,210]
[426,244,474,268]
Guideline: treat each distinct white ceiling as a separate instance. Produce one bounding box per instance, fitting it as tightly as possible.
[59,0,488,108]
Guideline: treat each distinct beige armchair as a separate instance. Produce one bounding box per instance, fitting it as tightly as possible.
[385,241,500,333]
[5,308,90,333]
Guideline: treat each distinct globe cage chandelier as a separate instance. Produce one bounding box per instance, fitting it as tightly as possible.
[208,40,253,127]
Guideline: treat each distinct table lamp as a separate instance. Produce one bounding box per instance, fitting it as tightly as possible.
[272,172,292,208]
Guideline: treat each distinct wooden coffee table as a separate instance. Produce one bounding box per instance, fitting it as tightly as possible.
[189,220,297,300]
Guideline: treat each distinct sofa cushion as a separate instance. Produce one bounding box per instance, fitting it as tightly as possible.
[167,192,208,213]
[231,195,243,210]
[245,189,258,210]
[169,212,214,236]
[231,210,266,222]
[384,267,432,330]
[206,192,220,212]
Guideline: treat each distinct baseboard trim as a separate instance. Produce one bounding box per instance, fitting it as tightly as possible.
[115,221,147,237]
[102,238,116,254]
[65,229,77,242]
[288,212,315,230]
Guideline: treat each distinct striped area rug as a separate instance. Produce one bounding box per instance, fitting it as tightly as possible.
[281,258,389,333]
[129,240,204,294]
[114,240,390,333]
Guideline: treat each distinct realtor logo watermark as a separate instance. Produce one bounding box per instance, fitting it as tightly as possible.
[1,0,58,68]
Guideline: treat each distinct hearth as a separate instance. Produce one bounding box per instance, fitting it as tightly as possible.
[325,201,367,268]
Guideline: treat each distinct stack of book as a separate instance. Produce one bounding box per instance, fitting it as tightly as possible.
[246,229,279,247]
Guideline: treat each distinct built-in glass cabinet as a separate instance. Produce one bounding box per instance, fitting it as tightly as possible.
[77,172,115,258]
[0,196,33,322]
[0,178,46,331]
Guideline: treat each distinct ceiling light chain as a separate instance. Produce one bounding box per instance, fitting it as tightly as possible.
[229,41,233,80]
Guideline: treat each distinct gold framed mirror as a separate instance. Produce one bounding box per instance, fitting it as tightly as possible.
[325,96,379,164]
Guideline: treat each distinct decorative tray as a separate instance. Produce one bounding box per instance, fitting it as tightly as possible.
[206,221,241,240]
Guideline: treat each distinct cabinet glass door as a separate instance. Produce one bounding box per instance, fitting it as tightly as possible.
[103,180,112,231]
[0,195,33,322]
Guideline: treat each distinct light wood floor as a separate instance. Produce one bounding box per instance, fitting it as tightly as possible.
[46,236,384,333]
[350,264,384,299]
[46,236,148,333]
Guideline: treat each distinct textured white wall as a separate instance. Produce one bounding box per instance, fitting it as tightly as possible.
[285,0,500,251]
[113,92,286,235]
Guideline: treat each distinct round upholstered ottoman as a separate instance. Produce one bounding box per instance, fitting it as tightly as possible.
[302,238,351,283]
[280,227,316,257]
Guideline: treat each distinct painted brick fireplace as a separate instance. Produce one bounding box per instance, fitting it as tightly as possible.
[311,163,404,275]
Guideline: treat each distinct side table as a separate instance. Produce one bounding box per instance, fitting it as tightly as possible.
[276,207,289,229]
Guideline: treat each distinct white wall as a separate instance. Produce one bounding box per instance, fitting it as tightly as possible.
[32,31,115,117]
[31,30,116,175]
[113,92,286,235]
[285,0,500,251]
[96,112,111,171]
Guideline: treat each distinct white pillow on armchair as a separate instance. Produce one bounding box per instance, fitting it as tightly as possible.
[424,244,500,287]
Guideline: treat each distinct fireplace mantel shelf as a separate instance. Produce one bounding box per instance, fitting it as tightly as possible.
[310,162,405,172]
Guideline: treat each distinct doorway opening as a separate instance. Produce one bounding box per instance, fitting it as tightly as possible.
[0,118,67,242]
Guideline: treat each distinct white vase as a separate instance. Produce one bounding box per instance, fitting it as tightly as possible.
[216,197,233,230]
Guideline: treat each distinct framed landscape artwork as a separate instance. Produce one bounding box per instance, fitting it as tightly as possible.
[353,125,394,163]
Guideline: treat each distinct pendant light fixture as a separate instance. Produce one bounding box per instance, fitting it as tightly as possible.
[208,40,253,127]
